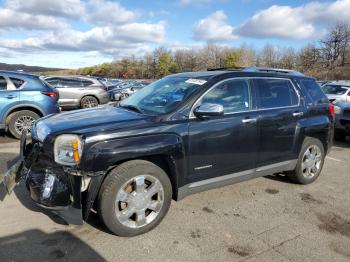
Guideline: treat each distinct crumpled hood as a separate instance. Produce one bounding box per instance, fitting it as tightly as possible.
[37,106,151,135]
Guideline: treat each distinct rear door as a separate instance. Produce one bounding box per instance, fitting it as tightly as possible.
[253,78,304,167]
[0,76,20,125]
[57,78,83,107]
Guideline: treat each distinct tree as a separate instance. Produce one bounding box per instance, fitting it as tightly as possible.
[224,51,239,68]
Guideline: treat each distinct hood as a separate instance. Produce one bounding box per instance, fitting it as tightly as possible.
[36,106,151,136]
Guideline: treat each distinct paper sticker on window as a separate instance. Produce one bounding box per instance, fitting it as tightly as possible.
[185,78,207,86]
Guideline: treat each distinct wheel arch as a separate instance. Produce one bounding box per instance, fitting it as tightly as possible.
[4,105,44,125]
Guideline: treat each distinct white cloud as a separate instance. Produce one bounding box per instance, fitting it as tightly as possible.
[235,5,315,39]
[235,0,350,39]
[193,11,236,41]
[5,0,85,18]
[0,21,166,54]
[0,8,67,30]
[85,0,137,25]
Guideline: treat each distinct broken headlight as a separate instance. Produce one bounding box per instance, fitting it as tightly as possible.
[54,134,83,166]
[35,121,51,142]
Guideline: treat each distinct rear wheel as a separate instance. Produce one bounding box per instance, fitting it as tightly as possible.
[98,160,172,237]
[80,96,99,109]
[7,110,39,139]
[287,138,325,184]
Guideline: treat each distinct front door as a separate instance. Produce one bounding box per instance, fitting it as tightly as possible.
[188,78,259,183]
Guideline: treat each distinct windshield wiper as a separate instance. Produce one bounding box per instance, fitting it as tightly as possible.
[119,104,144,114]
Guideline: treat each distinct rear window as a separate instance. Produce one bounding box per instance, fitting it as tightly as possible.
[300,79,328,104]
[0,76,7,90]
[10,77,25,88]
[255,78,299,109]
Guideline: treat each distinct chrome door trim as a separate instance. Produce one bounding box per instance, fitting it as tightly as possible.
[189,77,301,119]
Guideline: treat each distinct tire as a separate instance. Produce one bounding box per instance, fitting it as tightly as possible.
[98,160,172,237]
[287,137,325,184]
[80,96,99,109]
[334,131,346,141]
[7,110,39,139]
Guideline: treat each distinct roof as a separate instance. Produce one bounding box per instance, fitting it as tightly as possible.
[326,80,350,87]
[0,70,39,78]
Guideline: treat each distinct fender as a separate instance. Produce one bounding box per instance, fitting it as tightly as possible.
[80,133,187,220]
[294,115,332,154]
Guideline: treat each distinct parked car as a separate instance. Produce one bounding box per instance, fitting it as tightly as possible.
[333,101,350,140]
[2,67,334,237]
[43,76,110,109]
[0,70,59,139]
[321,81,350,103]
[109,82,147,101]
[316,80,330,87]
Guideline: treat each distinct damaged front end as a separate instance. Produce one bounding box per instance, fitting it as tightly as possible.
[1,131,100,225]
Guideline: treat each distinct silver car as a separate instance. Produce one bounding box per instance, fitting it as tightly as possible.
[321,81,350,103]
[44,76,110,109]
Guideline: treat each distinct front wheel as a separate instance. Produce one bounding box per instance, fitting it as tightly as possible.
[98,160,172,237]
[287,137,325,184]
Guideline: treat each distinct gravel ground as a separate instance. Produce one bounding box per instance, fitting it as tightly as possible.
[0,134,349,262]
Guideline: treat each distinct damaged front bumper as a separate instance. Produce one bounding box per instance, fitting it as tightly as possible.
[0,133,90,225]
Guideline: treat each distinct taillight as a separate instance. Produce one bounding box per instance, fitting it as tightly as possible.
[101,85,108,91]
[41,91,57,98]
[328,103,335,119]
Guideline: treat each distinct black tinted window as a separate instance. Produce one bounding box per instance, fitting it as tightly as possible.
[0,76,7,90]
[10,77,25,88]
[201,79,251,113]
[301,79,328,104]
[60,78,82,87]
[46,78,60,86]
[256,78,298,108]
[81,80,93,86]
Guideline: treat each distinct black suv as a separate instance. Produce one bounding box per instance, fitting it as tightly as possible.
[1,67,334,236]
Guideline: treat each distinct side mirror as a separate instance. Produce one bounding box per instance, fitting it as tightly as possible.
[194,103,224,118]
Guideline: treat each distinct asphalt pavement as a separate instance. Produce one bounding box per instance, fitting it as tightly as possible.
[0,134,349,261]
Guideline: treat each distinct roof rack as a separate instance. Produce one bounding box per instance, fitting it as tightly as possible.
[207,67,244,71]
[242,67,305,76]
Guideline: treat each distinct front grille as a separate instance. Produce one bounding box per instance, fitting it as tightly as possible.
[343,109,350,117]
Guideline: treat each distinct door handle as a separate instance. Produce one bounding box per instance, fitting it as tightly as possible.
[242,118,257,124]
[5,95,17,99]
[293,112,303,117]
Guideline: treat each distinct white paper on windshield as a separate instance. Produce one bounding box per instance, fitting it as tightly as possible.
[185,78,207,86]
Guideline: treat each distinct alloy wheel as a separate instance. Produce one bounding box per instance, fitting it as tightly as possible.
[301,145,322,178]
[14,115,35,135]
[115,175,164,229]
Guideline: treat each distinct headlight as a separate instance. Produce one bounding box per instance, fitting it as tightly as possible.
[334,106,341,114]
[54,134,83,166]
[36,121,51,142]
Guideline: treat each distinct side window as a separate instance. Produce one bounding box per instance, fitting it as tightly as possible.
[9,77,25,88]
[0,76,8,90]
[301,79,328,104]
[60,78,82,87]
[201,78,251,113]
[81,80,93,87]
[255,78,298,109]
[46,78,60,86]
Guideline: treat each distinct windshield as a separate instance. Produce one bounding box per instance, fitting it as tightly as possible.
[322,85,349,95]
[119,77,207,115]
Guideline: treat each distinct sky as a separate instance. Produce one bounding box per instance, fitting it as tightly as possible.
[0,0,349,68]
